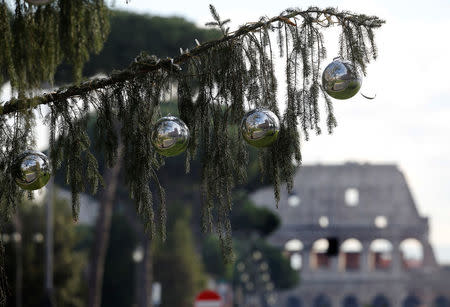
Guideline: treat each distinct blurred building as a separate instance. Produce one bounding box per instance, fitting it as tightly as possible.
[250,162,450,307]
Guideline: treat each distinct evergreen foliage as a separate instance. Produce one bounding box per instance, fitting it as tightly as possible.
[154,203,206,307]
[0,0,109,90]
[231,193,280,237]
[100,213,138,307]
[202,195,298,290]
[1,2,109,296]
[2,198,87,307]
[202,235,234,280]
[54,10,221,83]
[0,3,385,264]
[232,239,299,291]
[83,11,221,77]
[250,240,299,290]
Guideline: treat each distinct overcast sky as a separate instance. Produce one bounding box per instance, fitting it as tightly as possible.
[3,0,449,263]
[112,0,450,263]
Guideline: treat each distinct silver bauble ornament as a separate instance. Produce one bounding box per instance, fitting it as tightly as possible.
[322,59,362,100]
[25,0,54,5]
[14,151,51,191]
[241,109,280,148]
[151,116,190,157]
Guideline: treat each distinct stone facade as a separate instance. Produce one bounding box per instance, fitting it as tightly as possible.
[250,163,450,307]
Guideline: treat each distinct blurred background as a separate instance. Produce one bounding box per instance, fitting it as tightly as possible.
[1,0,450,306]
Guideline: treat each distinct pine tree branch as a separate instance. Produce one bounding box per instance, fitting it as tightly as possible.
[0,7,384,116]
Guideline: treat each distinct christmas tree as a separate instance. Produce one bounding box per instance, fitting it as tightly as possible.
[0,1,384,304]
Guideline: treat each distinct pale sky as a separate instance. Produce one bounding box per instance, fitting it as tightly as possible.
[112,0,450,263]
[3,0,450,263]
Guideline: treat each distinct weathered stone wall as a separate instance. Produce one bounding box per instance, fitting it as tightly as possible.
[250,163,450,307]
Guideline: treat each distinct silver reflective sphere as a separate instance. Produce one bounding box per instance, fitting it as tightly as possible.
[322,59,362,100]
[25,0,54,4]
[151,116,190,157]
[14,151,51,191]
[241,109,280,148]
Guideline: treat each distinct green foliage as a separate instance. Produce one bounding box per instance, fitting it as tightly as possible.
[82,10,221,78]
[0,108,35,251]
[202,235,234,280]
[202,196,297,290]
[0,2,17,88]
[252,240,299,290]
[101,213,138,307]
[58,0,110,82]
[233,240,299,290]
[231,193,280,237]
[154,203,206,307]
[206,4,231,35]
[2,197,87,307]
[202,236,298,290]
[0,0,109,91]
[0,5,385,262]
[49,104,103,221]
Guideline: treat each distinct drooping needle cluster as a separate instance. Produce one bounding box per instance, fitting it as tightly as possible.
[0,4,385,261]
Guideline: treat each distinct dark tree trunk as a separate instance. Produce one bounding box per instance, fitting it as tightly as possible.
[139,237,153,307]
[43,178,56,307]
[13,215,22,307]
[0,240,6,307]
[123,204,154,307]
[87,145,123,307]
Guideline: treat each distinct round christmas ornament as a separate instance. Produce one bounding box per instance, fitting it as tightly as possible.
[322,59,362,100]
[25,0,54,5]
[151,116,190,157]
[241,109,280,148]
[14,151,51,191]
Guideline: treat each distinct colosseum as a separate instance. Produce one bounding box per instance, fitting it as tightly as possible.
[250,162,450,307]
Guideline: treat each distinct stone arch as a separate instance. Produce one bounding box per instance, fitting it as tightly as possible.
[402,295,421,307]
[434,296,450,307]
[290,252,302,270]
[286,296,302,307]
[340,238,363,271]
[342,295,359,307]
[372,294,390,307]
[285,239,304,252]
[345,187,359,206]
[313,294,332,307]
[284,239,304,270]
[370,239,393,270]
[399,238,424,270]
[311,239,330,270]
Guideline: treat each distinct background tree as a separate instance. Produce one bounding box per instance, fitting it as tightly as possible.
[55,10,220,83]
[202,194,298,291]
[231,192,280,237]
[0,0,109,88]
[153,203,206,307]
[3,197,86,307]
[100,213,138,307]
